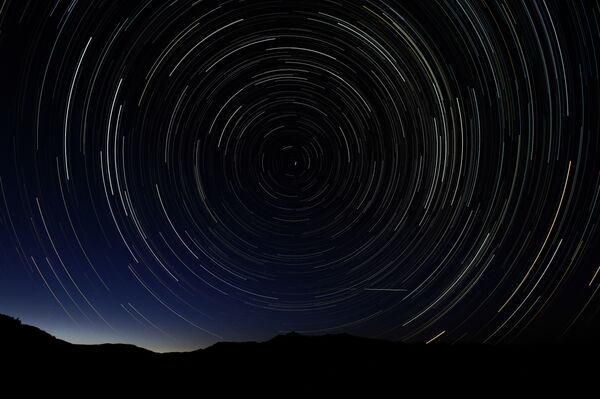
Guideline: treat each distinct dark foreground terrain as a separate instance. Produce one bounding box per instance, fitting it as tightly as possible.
[0,314,596,394]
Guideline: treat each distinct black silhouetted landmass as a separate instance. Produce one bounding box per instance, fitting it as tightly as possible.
[0,313,596,394]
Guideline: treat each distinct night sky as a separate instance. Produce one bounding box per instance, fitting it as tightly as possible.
[0,0,598,352]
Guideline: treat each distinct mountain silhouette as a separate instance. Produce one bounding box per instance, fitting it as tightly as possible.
[0,313,595,394]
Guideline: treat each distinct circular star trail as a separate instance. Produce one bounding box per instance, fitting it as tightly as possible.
[0,0,598,349]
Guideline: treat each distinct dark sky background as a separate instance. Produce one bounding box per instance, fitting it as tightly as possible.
[0,0,598,352]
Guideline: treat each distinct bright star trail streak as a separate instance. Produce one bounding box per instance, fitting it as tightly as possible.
[0,0,598,352]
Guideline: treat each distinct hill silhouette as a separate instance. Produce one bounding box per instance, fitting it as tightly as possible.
[0,313,596,394]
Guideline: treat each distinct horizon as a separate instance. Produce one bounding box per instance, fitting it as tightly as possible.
[3,314,596,393]
[3,311,596,356]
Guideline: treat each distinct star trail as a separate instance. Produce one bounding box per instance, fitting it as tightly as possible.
[0,0,598,351]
